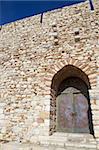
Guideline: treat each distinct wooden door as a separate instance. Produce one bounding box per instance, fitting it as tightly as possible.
[56,87,89,133]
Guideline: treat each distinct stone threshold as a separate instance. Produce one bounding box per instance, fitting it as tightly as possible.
[38,133,96,148]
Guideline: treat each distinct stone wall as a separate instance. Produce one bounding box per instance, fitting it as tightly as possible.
[0,0,99,148]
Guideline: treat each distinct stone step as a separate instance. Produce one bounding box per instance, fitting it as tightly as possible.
[52,132,96,143]
[0,142,97,150]
[53,132,94,139]
[0,133,97,150]
[38,133,96,144]
[37,134,97,150]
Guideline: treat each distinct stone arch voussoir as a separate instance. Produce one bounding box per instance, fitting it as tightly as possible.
[45,58,97,90]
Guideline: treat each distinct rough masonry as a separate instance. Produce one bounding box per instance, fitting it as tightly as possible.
[0,0,99,149]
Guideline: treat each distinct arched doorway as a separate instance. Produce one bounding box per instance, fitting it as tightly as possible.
[50,65,94,135]
[56,77,93,134]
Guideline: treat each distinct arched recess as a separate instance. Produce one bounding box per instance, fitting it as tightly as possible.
[50,65,94,136]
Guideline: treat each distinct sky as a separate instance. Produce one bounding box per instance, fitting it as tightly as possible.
[0,0,93,25]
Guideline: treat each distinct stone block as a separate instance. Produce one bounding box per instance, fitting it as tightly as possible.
[0,109,3,114]
[40,112,49,119]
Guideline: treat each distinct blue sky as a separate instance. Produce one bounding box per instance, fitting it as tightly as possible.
[0,0,93,25]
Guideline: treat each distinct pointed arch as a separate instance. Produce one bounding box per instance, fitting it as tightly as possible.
[45,58,97,92]
[48,59,96,135]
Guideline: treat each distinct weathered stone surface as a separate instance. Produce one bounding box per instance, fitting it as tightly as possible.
[0,0,99,149]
